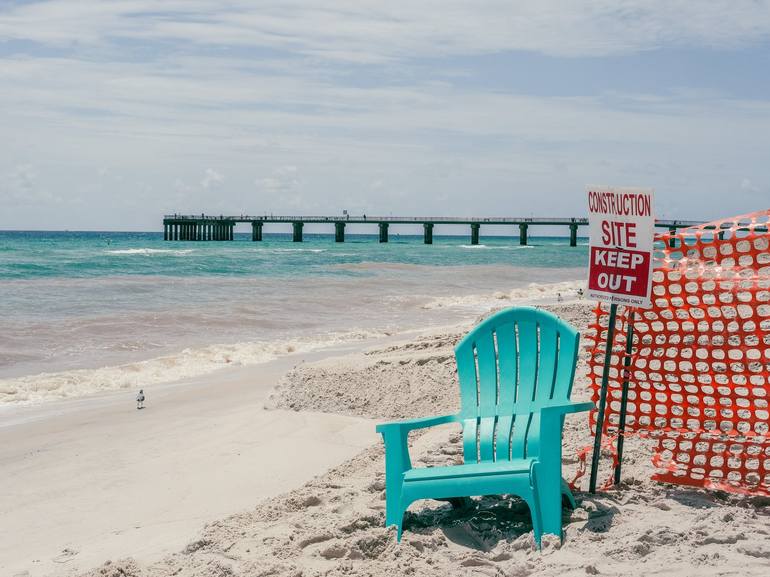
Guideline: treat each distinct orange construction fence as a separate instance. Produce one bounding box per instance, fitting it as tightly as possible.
[585,210,770,495]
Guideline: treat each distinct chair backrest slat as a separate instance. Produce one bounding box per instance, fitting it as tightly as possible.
[535,324,559,403]
[494,323,518,461]
[475,336,498,417]
[456,338,481,461]
[509,412,533,459]
[475,336,498,461]
[495,414,514,461]
[495,322,518,410]
[516,319,539,404]
[454,307,579,464]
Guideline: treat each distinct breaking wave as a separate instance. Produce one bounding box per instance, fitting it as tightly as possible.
[420,280,586,310]
[106,248,194,256]
[0,329,385,406]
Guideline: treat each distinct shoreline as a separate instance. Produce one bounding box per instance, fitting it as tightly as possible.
[0,281,587,408]
[1,347,381,577]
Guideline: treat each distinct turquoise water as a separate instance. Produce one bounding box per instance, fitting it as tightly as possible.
[0,231,588,403]
[0,231,587,279]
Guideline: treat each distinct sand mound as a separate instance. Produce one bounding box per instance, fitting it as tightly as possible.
[266,330,461,419]
[79,303,770,577]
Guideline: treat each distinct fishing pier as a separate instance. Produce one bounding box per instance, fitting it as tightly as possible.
[162,215,699,246]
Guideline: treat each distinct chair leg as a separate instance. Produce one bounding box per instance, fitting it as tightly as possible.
[526,469,543,548]
[534,468,563,539]
[540,498,563,539]
[524,494,543,548]
[380,429,410,541]
[395,497,414,541]
[385,487,403,531]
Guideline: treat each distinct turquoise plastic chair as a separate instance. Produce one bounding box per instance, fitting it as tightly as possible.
[376,307,593,545]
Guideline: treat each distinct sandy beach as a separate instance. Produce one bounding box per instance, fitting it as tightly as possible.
[4,301,767,577]
[1,349,378,577]
[5,2,770,575]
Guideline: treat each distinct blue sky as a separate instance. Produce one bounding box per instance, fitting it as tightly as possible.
[1,1,769,231]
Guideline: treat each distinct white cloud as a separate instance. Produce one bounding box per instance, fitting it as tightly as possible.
[201,168,224,189]
[740,177,760,192]
[255,165,301,199]
[2,1,770,59]
[1,2,770,229]
[0,163,64,207]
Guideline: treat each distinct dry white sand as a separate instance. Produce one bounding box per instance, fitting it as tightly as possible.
[1,351,378,577]
[7,302,770,577]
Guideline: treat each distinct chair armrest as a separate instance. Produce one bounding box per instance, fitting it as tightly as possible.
[536,400,594,474]
[376,413,460,435]
[508,401,594,418]
[376,414,460,478]
[540,401,594,416]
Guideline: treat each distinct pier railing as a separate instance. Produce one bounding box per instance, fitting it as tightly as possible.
[164,215,593,224]
[161,214,702,245]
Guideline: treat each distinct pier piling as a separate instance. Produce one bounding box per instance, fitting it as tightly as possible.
[423,223,434,244]
[252,222,263,241]
[379,222,389,243]
[569,223,578,247]
[519,223,528,246]
[470,223,480,245]
[293,221,304,242]
[335,222,345,242]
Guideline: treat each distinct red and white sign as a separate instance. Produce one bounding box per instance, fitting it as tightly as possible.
[587,186,655,309]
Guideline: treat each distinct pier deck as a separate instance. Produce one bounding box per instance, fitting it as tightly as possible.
[162,215,701,246]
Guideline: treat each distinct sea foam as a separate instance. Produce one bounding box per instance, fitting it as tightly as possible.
[0,329,385,406]
[421,280,586,311]
[106,248,194,256]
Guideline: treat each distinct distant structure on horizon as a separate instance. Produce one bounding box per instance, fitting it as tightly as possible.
[162,214,700,246]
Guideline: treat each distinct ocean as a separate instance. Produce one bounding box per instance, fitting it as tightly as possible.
[0,231,588,405]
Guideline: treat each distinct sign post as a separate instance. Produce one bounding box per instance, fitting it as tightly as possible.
[614,310,636,485]
[586,186,654,493]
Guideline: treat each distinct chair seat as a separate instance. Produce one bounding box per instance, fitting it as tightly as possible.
[404,458,534,483]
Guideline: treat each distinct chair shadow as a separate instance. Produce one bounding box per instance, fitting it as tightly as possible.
[403,494,597,550]
[405,492,626,550]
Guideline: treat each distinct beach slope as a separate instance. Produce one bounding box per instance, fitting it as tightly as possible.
[1,354,377,577]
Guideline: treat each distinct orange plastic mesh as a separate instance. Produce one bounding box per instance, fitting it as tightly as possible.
[585,210,770,495]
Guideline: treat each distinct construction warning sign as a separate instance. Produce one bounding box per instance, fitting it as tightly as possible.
[587,186,655,308]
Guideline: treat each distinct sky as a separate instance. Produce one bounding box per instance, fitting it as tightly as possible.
[1,1,770,232]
